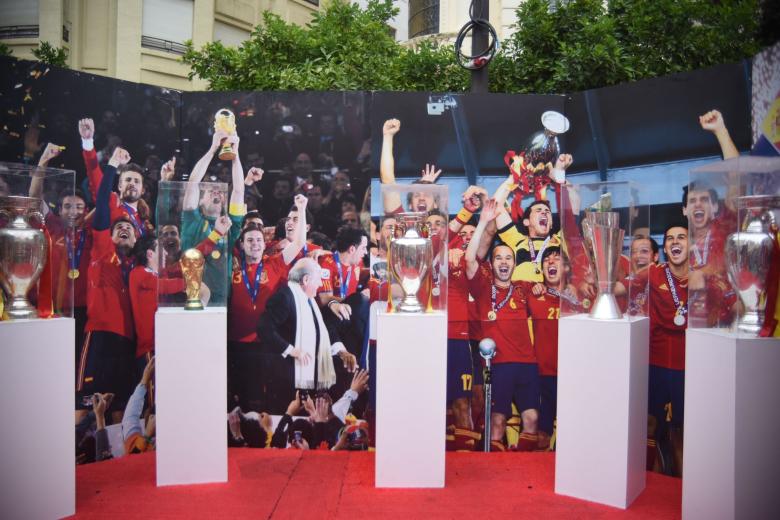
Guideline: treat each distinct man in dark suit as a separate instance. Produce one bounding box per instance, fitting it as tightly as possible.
[259,258,357,413]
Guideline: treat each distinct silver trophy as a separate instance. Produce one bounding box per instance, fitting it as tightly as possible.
[0,196,48,319]
[724,196,778,336]
[582,210,625,320]
[389,213,433,313]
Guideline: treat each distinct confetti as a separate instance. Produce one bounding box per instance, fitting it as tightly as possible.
[14,83,22,89]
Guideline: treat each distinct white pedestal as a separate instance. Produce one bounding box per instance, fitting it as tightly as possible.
[555,315,649,509]
[682,329,780,520]
[376,312,447,488]
[0,318,75,519]
[155,307,227,486]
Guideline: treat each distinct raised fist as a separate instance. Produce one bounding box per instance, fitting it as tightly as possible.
[109,147,131,167]
[78,118,95,140]
[699,110,725,133]
[383,118,401,137]
[245,167,264,186]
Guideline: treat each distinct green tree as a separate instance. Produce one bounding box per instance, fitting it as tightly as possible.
[31,41,69,68]
[0,42,12,57]
[182,0,465,92]
[182,0,764,93]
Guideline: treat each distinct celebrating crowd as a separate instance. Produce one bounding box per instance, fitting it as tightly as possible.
[374,110,745,477]
[8,101,372,463]
[0,101,751,473]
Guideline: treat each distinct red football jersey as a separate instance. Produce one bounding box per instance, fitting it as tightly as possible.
[130,266,185,357]
[448,255,469,340]
[628,264,687,370]
[85,229,134,339]
[527,286,560,376]
[45,214,93,309]
[468,262,534,364]
[229,253,291,343]
[318,254,360,299]
[83,148,153,237]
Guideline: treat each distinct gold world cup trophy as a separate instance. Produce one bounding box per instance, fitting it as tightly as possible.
[180,248,205,310]
[213,109,237,161]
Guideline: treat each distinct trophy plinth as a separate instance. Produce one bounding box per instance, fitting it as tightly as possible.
[390,213,432,313]
[725,199,778,336]
[180,248,205,311]
[213,109,237,162]
[0,196,47,320]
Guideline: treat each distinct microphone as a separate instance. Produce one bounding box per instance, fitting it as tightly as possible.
[479,338,496,361]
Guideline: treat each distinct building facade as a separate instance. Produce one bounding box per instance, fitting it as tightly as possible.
[408,0,521,43]
[0,0,321,91]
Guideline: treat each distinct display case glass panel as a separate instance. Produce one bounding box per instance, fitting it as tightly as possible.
[0,162,76,320]
[559,181,649,319]
[156,180,232,309]
[687,156,780,338]
[377,183,449,313]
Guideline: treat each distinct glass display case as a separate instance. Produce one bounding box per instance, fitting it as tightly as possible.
[0,162,76,320]
[559,181,649,319]
[156,180,232,309]
[687,156,780,337]
[377,183,449,313]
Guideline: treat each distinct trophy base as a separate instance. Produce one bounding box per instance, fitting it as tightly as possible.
[218,149,236,162]
[397,297,424,313]
[589,292,623,320]
[734,311,763,336]
[6,297,39,320]
[184,299,204,311]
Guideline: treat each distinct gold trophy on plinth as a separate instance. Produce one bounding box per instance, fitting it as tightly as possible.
[180,248,205,310]
[213,109,237,161]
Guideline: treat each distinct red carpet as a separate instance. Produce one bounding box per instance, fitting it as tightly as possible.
[69,449,681,519]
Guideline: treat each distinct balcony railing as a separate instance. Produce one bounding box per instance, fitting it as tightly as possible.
[0,25,40,39]
[141,35,187,55]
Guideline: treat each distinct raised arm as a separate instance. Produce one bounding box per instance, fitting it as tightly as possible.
[449,185,486,235]
[227,134,244,210]
[699,110,738,160]
[282,194,308,265]
[29,143,64,211]
[95,147,130,231]
[183,131,226,211]
[380,119,403,213]
[466,198,498,280]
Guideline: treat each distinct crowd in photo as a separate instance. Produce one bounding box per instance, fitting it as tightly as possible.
[373,110,746,477]
[0,94,375,463]
[0,91,757,474]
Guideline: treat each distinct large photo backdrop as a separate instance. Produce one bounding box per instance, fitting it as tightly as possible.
[0,46,766,466]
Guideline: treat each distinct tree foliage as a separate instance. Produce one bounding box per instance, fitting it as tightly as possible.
[32,41,69,68]
[183,0,466,92]
[0,42,12,57]
[182,0,765,94]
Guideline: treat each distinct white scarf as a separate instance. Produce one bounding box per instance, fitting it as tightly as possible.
[288,281,336,390]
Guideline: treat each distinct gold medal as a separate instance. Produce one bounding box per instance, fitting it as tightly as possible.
[487,310,497,321]
[211,250,221,260]
[582,298,591,309]
[68,269,80,280]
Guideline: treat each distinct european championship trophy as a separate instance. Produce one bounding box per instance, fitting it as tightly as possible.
[724,196,779,336]
[582,208,625,320]
[0,196,48,319]
[389,213,433,313]
[213,109,237,161]
[504,111,570,209]
[180,247,205,310]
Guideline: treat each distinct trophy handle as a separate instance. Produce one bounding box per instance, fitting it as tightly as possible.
[26,209,45,226]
